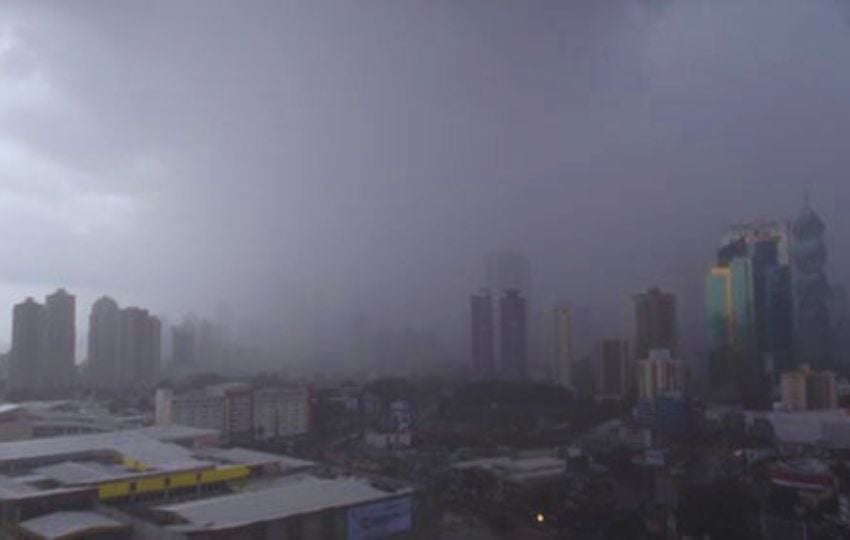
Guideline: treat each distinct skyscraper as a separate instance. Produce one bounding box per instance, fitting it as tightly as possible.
[88,296,121,389]
[499,289,527,380]
[553,306,573,388]
[594,338,630,402]
[470,289,495,380]
[119,307,161,388]
[9,298,45,395]
[87,298,161,391]
[706,221,795,408]
[43,289,76,393]
[633,288,677,360]
[792,200,832,370]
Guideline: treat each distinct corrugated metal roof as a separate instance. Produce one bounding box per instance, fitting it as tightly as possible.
[19,511,126,539]
[0,426,215,470]
[158,476,410,531]
[197,447,314,470]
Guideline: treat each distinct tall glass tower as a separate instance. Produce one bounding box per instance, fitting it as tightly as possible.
[792,200,832,370]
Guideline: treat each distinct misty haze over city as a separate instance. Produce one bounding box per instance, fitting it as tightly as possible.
[1,0,848,377]
[2,2,850,539]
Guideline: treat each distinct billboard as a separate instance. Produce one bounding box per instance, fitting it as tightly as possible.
[348,497,412,540]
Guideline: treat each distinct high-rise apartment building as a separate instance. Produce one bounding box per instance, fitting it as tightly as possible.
[553,306,574,388]
[87,298,161,391]
[470,289,495,380]
[88,296,121,389]
[9,290,76,398]
[9,298,45,395]
[119,307,161,388]
[499,289,527,381]
[43,289,76,392]
[633,288,677,360]
[594,338,630,401]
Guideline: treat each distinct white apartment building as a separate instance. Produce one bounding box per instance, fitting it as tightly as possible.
[156,384,311,443]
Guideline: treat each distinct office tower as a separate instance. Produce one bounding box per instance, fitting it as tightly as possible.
[499,289,527,380]
[553,306,574,388]
[119,307,161,388]
[594,338,630,401]
[706,221,793,408]
[43,289,76,392]
[636,349,682,401]
[633,288,677,360]
[792,200,832,370]
[9,298,45,394]
[470,289,495,380]
[706,267,733,349]
[88,296,121,389]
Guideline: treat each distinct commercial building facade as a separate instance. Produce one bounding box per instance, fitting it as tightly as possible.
[633,288,677,360]
[156,383,312,443]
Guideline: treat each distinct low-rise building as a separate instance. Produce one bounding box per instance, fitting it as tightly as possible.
[155,383,312,444]
[636,349,682,402]
[0,425,427,539]
[780,367,837,412]
[253,386,311,440]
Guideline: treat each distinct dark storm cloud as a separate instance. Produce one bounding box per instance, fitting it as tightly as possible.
[0,0,848,362]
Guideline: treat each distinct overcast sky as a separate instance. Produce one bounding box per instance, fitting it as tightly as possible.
[1,0,849,360]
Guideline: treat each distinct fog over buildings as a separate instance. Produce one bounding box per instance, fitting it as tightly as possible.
[1,1,850,373]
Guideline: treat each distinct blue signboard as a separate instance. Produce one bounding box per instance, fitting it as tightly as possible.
[348,497,412,540]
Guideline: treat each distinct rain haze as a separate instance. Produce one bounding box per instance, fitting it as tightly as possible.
[1,0,849,374]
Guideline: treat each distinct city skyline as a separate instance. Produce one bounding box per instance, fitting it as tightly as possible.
[0,1,849,366]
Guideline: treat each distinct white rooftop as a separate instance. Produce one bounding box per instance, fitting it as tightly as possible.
[158,475,410,531]
[19,511,126,539]
[0,426,215,471]
[197,447,314,471]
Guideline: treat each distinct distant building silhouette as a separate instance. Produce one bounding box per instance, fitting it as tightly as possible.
[9,298,45,395]
[86,297,161,391]
[552,306,574,389]
[119,307,161,388]
[9,289,76,398]
[792,200,832,370]
[172,319,198,368]
[470,289,495,380]
[633,288,677,360]
[594,338,629,402]
[44,289,76,393]
[88,296,121,389]
[499,289,528,381]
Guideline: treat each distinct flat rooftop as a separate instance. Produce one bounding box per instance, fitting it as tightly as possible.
[0,426,217,471]
[19,511,126,539]
[157,475,412,532]
[196,447,314,471]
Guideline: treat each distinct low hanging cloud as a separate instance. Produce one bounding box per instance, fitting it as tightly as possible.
[0,0,847,365]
